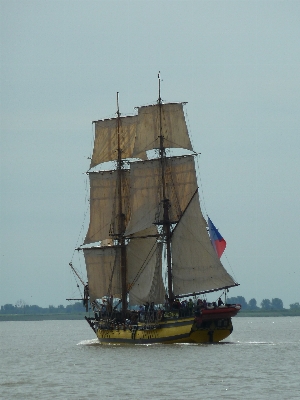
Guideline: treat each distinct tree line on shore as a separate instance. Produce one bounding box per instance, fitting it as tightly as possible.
[0,301,84,315]
[1,296,300,314]
[227,296,300,311]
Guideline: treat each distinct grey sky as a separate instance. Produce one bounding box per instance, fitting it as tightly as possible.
[1,0,299,308]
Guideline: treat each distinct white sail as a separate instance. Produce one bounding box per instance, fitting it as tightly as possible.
[133,103,193,159]
[91,116,139,167]
[125,155,198,236]
[84,170,130,244]
[83,246,121,301]
[127,228,165,305]
[171,193,236,295]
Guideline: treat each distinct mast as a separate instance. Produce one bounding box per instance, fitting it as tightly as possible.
[116,92,127,316]
[158,73,174,302]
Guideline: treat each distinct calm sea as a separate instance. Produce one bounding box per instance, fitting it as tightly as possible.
[1,317,299,399]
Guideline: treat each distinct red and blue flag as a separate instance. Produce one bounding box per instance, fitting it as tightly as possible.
[208,217,226,258]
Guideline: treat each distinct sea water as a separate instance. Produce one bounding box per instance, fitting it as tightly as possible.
[1,317,299,399]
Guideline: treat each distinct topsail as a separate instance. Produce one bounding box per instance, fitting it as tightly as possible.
[91,116,138,167]
[125,155,198,236]
[133,103,193,158]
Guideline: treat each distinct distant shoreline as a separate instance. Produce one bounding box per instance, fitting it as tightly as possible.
[0,309,299,321]
[237,309,300,317]
[0,313,89,321]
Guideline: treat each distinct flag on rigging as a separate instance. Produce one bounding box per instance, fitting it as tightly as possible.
[207,217,226,258]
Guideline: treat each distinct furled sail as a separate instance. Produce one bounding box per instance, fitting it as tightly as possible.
[133,103,193,159]
[171,193,237,295]
[125,155,198,235]
[84,170,130,244]
[127,227,165,305]
[83,246,121,301]
[90,116,138,167]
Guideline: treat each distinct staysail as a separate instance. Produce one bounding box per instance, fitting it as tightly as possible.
[171,192,237,296]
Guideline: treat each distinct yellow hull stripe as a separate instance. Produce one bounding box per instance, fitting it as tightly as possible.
[96,318,232,344]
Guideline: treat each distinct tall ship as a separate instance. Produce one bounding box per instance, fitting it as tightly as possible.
[71,77,241,344]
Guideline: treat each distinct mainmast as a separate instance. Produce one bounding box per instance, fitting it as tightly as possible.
[116,92,127,315]
[158,73,174,302]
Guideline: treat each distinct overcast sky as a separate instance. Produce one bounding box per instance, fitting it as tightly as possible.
[1,0,299,308]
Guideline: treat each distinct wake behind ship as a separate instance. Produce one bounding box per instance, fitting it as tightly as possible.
[69,77,241,344]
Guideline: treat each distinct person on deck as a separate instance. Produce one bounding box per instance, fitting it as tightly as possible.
[164,295,169,311]
[139,304,144,313]
[188,299,194,315]
[144,301,149,314]
[197,299,204,308]
[180,300,187,317]
[83,283,89,311]
[101,301,107,316]
[107,296,113,313]
[173,299,180,310]
[218,298,224,307]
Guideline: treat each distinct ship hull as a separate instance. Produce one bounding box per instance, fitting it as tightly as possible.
[95,315,235,345]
